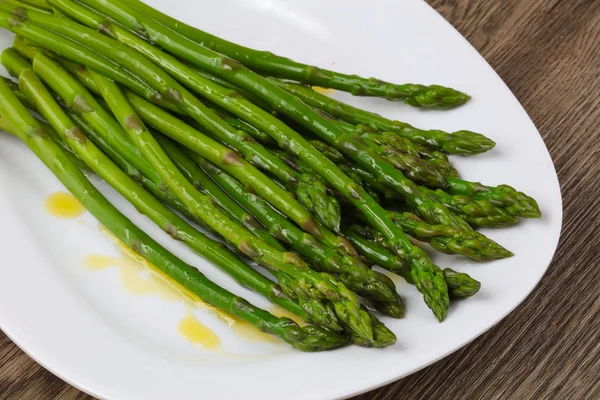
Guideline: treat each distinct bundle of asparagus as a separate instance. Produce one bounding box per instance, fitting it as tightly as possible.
[0,0,541,351]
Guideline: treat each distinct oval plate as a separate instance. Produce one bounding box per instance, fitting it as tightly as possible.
[0,0,562,399]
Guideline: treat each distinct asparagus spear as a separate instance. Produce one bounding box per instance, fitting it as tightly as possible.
[359,128,540,218]
[414,146,460,178]
[80,0,452,318]
[332,119,448,189]
[152,133,286,251]
[309,138,520,228]
[88,62,377,343]
[1,6,449,321]
[122,94,450,320]
[209,106,274,145]
[175,141,403,316]
[123,0,470,107]
[2,107,193,236]
[365,132,460,178]
[0,51,334,329]
[3,0,50,13]
[343,225,481,298]
[348,211,512,261]
[274,80,494,155]
[0,95,89,173]
[0,6,351,252]
[53,0,458,229]
[261,137,512,259]
[69,111,215,235]
[27,51,374,341]
[39,0,344,233]
[0,76,347,351]
[444,178,542,219]
[66,110,346,332]
[161,140,399,345]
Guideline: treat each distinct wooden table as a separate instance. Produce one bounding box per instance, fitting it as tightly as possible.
[1,0,599,398]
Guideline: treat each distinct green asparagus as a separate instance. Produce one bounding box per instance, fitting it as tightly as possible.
[86,61,376,343]
[41,0,344,233]
[348,211,512,261]
[72,0,454,319]
[0,50,339,331]
[343,225,481,298]
[28,51,374,341]
[274,80,494,155]
[0,0,546,341]
[178,141,403,317]
[0,76,347,351]
[124,0,471,107]
[2,2,452,320]
[68,111,344,333]
[59,0,456,232]
[0,5,351,250]
[308,138,520,228]
[444,178,542,219]
[334,119,448,189]
[359,126,539,218]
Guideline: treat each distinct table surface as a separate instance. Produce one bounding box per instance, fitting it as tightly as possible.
[1,0,599,399]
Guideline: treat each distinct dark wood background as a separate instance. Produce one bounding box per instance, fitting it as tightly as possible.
[1,0,599,398]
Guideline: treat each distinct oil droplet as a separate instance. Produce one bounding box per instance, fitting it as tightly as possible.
[270,305,307,327]
[95,227,234,323]
[44,192,85,219]
[229,317,281,344]
[178,308,221,349]
[312,86,335,96]
[89,227,295,348]
[84,254,181,301]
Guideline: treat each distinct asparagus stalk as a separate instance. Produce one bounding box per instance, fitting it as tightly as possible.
[348,211,512,261]
[152,133,286,252]
[274,80,495,155]
[27,52,373,340]
[42,0,345,233]
[74,0,452,319]
[122,94,449,320]
[1,50,324,329]
[3,0,50,13]
[67,112,345,332]
[1,51,211,235]
[332,120,448,189]
[177,141,403,316]
[0,6,351,251]
[343,225,481,298]
[86,62,377,343]
[415,146,460,178]
[365,132,460,178]
[68,111,215,235]
[162,141,398,345]
[14,35,270,147]
[2,5,449,321]
[53,0,456,229]
[0,96,88,172]
[260,137,511,260]
[360,128,540,218]
[309,138,520,228]
[0,76,347,351]
[444,178,542,219]
[123,0,470,107]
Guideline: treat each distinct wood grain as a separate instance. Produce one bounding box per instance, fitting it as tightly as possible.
[1,0,599,399]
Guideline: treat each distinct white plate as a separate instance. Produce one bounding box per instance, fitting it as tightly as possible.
[0,0,562,399]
